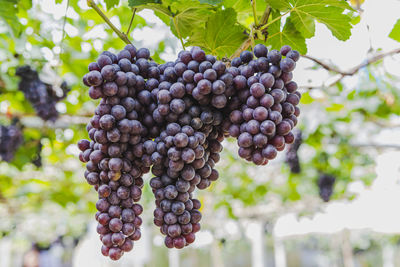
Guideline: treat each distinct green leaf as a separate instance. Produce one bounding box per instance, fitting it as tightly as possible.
[266,0,291,10]
[199,0,222,4]
[169,1,213,38]
[389,19,400,42]
[0,0,22,36]
[326,103,345,112]
[187,8,247,58]
[128,0,161,7]
[104,0,119,9]
[224,0,267,24]
[130,0,212,39]
[300,91,314,104]
[288,0,353,40]
[267,11,307,54]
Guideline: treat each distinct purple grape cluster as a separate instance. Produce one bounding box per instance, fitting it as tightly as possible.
[285,129,302,173]
[0,123,23,162]
[78,45,154,260]
[16,66,70,121]
[318,174,335,202]
[222,44,301,165]
[78,44,301,259]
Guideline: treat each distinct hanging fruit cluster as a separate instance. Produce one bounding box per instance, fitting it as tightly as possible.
[78,44,300,260]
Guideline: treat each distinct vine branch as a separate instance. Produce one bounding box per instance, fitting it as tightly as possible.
[302,48,400,76]
[0,113,91,128]
[300,47,400,89]
[87,0,132,45]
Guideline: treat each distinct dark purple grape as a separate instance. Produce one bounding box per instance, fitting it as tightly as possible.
[254,44,268,58]
[286,50,300,62]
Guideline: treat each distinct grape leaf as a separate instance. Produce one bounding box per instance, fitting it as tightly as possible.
[389,19,400,42]
[169,1,213,38]
[288,0,353,40]
[199,0,222,4]
[267,10,306,54]
[128,0,162,7]
[131,0,213,39]
[0,0,22,36]
[265,0,291,10]
[104,0,119,9]
[187,8,247,58]
[224,0,267,23]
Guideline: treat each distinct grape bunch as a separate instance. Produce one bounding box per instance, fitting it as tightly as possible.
[16,65,70,121]
[285,130,302,173]
[223,44,301,165]
[318,174,335,202]
[78,45,155,260]
[0,122,23,162]
[78,44,301,259]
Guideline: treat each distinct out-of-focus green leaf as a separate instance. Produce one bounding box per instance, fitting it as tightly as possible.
[104,0,119,9]
[266,0,291,10]
[0,0,22,36]
[199,0,222,4]
[389,19,400,42]
[128,0,161,7]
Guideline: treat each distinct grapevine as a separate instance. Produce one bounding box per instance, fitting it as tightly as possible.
[78,43,301,260]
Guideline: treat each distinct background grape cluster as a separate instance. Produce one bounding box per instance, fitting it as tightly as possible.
[318,174,336,202]
[285,130,302,173]
[16,65,70,121]
[78,44,301,260]
[0,121,23,162]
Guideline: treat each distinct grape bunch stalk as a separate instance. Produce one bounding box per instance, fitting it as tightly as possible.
[0,121,23,162]
[16,65,70,121]
[78,43,301,260]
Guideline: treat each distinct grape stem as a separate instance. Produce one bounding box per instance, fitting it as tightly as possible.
[230,5,271,60]
[251,0,258,27]
[86,0,132,45]
[126,8,137,36]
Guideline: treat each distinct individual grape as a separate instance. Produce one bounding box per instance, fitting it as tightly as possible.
[240,50,253,63]
[250,83,266,98]
[267,49,281,64]
[286,50,300,62]
[280,58,296,72]
[253,44,268,58]
[280,45,291,56]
